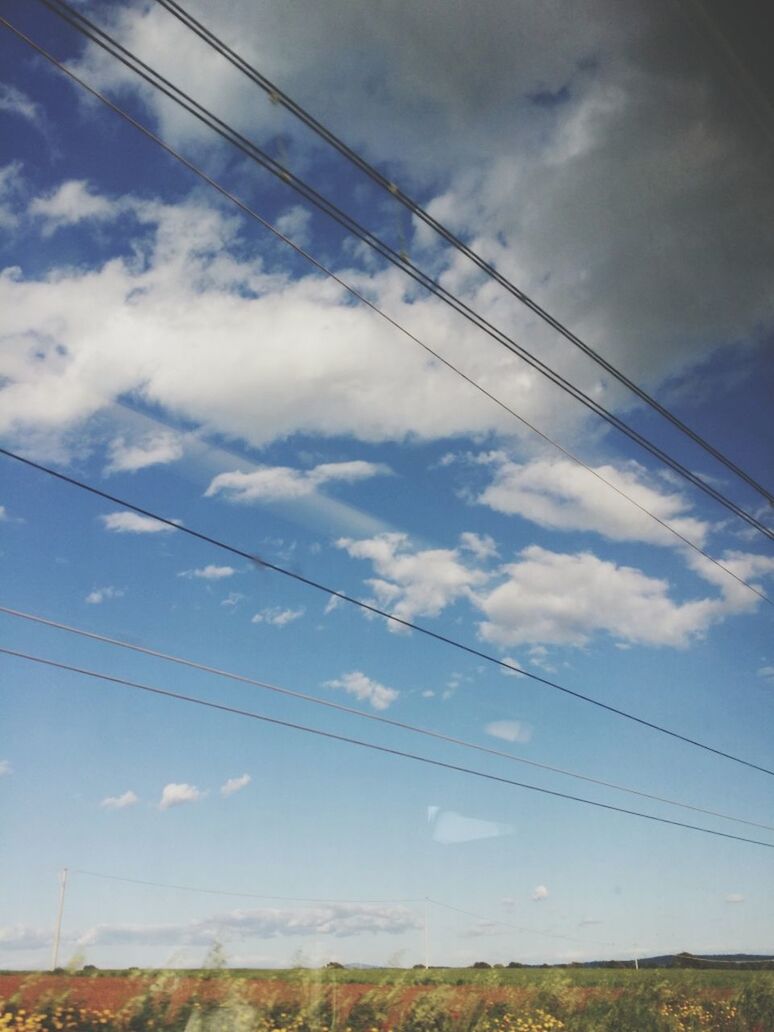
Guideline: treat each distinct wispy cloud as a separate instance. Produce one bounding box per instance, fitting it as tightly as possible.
[252,607,305,627]
[205,460,391,504]
[29,179,118,236]
[100,790,139,810]
[532,885,549,902]
[179,565,236,580]
[105,432,184,474]
[221,592,246,607]
[325,670,399,711]
[76,902,420,946]
[725,894,745,904]
[85,585,125,605]
[0,84,43,126]
[159,783,203,810]
[476,454,709,548]
[101,512,178,534]
[0,925,51,951]
[221,773,251,798]
[0,760,12,776]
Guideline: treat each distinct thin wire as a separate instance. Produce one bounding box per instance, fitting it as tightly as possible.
[426,899,614,948]
[3,645,774,849]
[2,443,773,779]
[69,869,419,905]
[4,603,774,833]
[3,443,774,780]
[30,0,774,541]
[0,16,770,607]
[71,869,618,949]
[155,0,774,509]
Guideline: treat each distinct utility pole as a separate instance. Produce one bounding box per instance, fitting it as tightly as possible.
[423,898,429,969]
[51,867,68,971]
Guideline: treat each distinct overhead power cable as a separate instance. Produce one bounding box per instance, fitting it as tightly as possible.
[3,644,774,850]
[426,899,614,948]
[1,443,773,780]
[3,603,773,834]
[153,0,774,510]
[69,870,614,948]
[29,0,774,542]
[69,868,419,905]
[1,16,768,609]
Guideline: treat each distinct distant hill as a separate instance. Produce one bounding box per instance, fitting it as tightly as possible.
[584,952,774,970]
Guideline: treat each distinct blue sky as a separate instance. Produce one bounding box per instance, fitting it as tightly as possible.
[1,0,773,969]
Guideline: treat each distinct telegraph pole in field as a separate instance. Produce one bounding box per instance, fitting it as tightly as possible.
[424,897,430,969]
[51,867,68,970]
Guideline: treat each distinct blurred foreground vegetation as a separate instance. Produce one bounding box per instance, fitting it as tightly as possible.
[2,967,773,1032]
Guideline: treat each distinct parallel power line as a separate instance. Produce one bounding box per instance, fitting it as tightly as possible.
[67,871,618,948]
[29,0,774,542]
[426,899,615,948]
[3,644,774,850]
[153,0,774,510]
[1,16,770,609]
[69,868,420,905]
[1,442,773,780]
[69,870,616,948]
[3,603,773,834]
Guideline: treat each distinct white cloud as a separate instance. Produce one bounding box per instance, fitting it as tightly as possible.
[336,532,489,628]
[76,902,420,947]
[459,531,499,561]
[0,0,771,475]
[476,455,709,547]
[757,666,774,681]
[221,591,246,607]
[105,432,184,473]
[29,179,117,235]
[685,550,774,612]
[101,511,177,534]
[205,461,390,504]
[0,925,50,951]
[338,532,772,649]
[0,506,6,521]
[484,720,532,744]
[475,545,752,648]
[0,84,43,125]
[100,790,139,810]
[85,585,125,605]
[0,162,24,231]
[532,885,549,902]
[159,782,203,810]
[179,565,236,580]
[325,670,399,711]
[725,894,745,904]
[0,760,12,776]
[252,607,305,627]
[275,205,312,247]
[0,190,582,460]
[221,773,251,797]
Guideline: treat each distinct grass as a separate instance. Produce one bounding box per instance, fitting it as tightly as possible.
[2,968,774,1032]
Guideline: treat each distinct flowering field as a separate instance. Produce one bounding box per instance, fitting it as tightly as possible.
[1,970,773,1032]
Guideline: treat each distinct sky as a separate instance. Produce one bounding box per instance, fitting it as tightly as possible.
[1,0,773,970]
